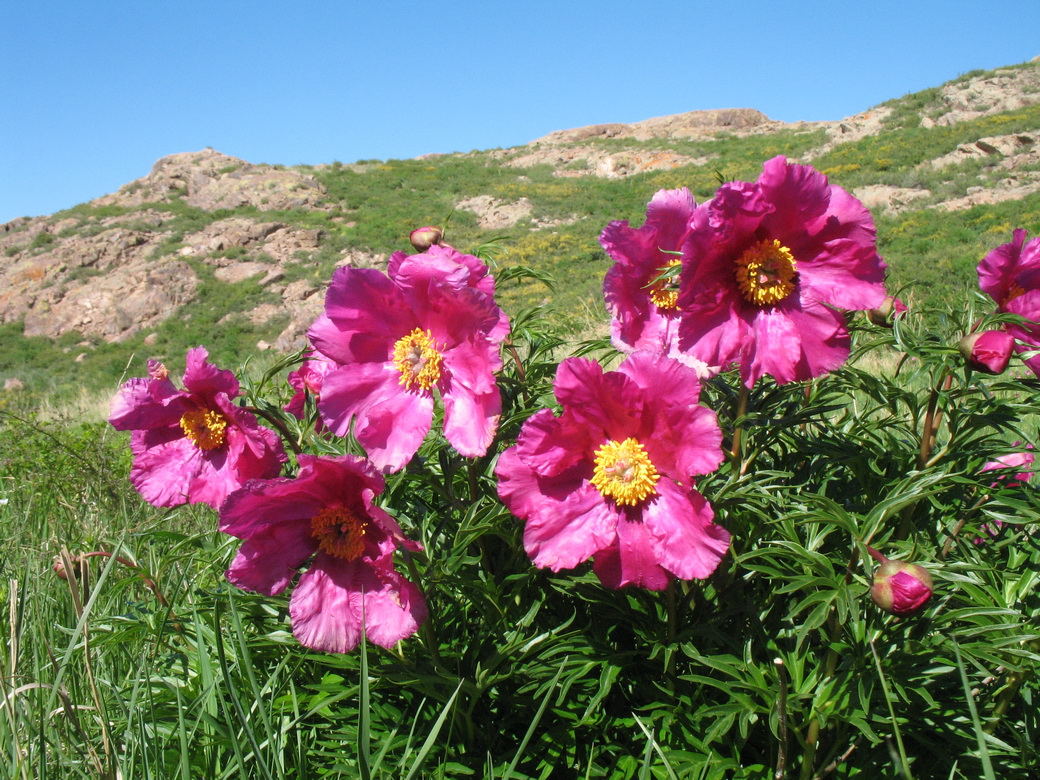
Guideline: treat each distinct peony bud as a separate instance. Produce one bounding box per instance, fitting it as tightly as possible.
[409,225,443,252]
[958,329,1015,375]
[870,557,934,616]
[866,296,907,327]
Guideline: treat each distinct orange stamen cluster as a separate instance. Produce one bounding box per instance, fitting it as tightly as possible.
[311,506,368,560]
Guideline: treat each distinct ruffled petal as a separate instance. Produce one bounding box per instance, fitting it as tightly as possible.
[290,556,426,653]
[642,481,730,580]
[592,507,672,590]
[320,363,434,472]
[182,346,240,400]
[128,429,201,507]
[226,521,317,596]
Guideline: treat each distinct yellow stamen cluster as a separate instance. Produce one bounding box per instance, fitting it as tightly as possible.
[393,328,444,391]
[735,239,798,306]
[647,258,682,311]
[591,438,660,506]
[179,408,228,451]
[311,506,368,560]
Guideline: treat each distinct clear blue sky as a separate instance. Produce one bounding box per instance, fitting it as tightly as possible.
[2,0,1038,224]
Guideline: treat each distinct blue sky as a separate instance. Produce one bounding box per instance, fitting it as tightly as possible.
[2,0,1038,224]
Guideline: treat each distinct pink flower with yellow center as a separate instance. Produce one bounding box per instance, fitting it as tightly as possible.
[678,156,888,386]
[109,347,286,508]
[495,352,730,590]
[220,454,427,653]
[600,187,713,378]
[977,229,1040,376]
[308,244,509,472]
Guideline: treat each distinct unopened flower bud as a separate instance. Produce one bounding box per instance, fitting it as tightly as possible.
[147,359,169,381]
[52,554,83,581]
[409,226,443,252]
[866,296,908,327]
[870,558,934,615]
[959,330,1015,375]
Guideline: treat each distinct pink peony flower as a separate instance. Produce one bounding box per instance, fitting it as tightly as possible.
[978,229,1040,376]
[495,352,730,590]
[284,351,338,428]
[600,187,713,378]
[870,558,934,616]
[220,454,427,653]
[678,156,888,387]
[958,329,1016,374]
[309,244,509,472]
[982,447,1035,487]
[109,347,286,508]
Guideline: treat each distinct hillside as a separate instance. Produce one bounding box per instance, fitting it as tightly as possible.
[2,57,1039,403]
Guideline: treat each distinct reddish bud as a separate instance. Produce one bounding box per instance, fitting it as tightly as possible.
[959,329,1015,375]
[52,554,83,581]
[409,226,443,252]
[870,558,934,615]
[866,296,907,327]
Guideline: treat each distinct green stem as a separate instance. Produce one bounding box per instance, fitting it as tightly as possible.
[800,548,858,780]
[985,639,1039,734]
[402,550,441,667]
[730,382,750,466]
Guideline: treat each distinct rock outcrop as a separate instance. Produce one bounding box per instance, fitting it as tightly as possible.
[94,149,328,212]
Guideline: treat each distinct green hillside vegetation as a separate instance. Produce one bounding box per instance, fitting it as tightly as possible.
[2,61,1039,408]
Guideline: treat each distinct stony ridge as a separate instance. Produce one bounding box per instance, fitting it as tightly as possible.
[2,59,1039,355]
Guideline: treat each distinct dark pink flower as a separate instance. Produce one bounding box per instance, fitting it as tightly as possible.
[601,188,713,377]
[982,448,1035,487]
[220,454,427,653]
[978,229,1040,376]
[678,156,887,386]
[309,244,509,472]
[975,445,1035,541]
[495,352,730,590]
[109,347,286,508]
[959,330,1015,374]
[870,558,934,616]
[284,351,337,426]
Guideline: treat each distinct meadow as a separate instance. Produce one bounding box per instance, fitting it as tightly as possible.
[2,63,1040,778]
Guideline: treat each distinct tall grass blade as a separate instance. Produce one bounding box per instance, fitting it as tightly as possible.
[951,640,997,780]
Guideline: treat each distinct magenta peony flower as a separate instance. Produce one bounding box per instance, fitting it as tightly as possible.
[309,244,509,472]
[109,347,286,508]
[976,445,1035,540]
[495,352,730,590]
[600,187,713,377]
[982,447,1035,487]
[284,351,337,427]
[958,329,1016,374]
[220,454,427,653]
[978,229,1040,376]
[870,558,934,616]
[678,156,887,386]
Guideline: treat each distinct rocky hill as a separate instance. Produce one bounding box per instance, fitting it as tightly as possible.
[2,58,1039,396]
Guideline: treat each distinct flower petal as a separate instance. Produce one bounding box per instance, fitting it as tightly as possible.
[642,481,729,580]
[290,556,426,653]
